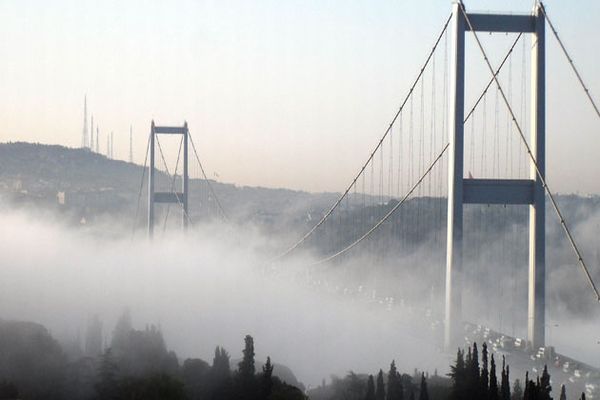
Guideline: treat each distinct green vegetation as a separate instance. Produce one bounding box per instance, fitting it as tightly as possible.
[0,315,305,400]
[0,316,588,400]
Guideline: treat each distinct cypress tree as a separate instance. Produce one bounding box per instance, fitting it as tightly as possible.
[376,369,385,400]
[481,343,489,399]
[466,347,472,374]
[386,361,404,400]
[208,346,231,399]
[559,384,566,400]
[523,373,531,400]
[511,379,523,400]
[540,365,552,400]
[500,357,510,400]
[237,336,257,400]
[471,343,480,380]
[418,373,429,400]
[238,335,255,379]
[262,356,274,398]
[466,346,473,397]
[524,376,540,400]
[449,349,466,400]
[212,346,231,380]
[489,354,499,400]
[468,344,480,399]
[95,348,119,400]
[366,375,376,400]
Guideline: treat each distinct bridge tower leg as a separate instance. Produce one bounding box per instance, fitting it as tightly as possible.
[148,122,156,238]
[148,121,190,237]
[445,1,466,352]
[444,2,546,351]
[182,122,189,230]
[528,3,546,350]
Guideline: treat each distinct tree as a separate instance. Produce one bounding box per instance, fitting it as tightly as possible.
[580,393,586,400]
[366,375,376,400]
[270,378,307,400]
[386,361,404,400]
[208,346,231,400]
[376,369,385,400]
[449,349,466,400]
[117,373,185,400]
[262,356,274,398]
[212,346,230,379]
[85,315,103,357]
[471,343,480,382]
[95,348,119,400]
[500,357,510,400]
[418,373,429,400]
[0,381,18,399]
[340,372,366,400]
[181,358,210,400]
[465,344,480,400]
[489,354,499,400]
[481,343,489,399]
[111,309,132,351]
[236,335,259,400]
[540,365,552,400]
[523,373,540,400]
[512,379,523,400]
[559,384,566,400]
[238,335,256,379]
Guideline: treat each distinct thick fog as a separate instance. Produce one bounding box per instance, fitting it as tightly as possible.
[0,210,450,387]
[1,205,599,388]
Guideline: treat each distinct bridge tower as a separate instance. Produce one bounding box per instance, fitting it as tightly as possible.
[148,121,189,237]
[445,2,546,350]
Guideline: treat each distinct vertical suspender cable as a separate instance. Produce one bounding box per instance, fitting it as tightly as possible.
[131,133,151,240]
[459,3,600,301]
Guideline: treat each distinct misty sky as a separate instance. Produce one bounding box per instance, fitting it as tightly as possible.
[0,0,599,193]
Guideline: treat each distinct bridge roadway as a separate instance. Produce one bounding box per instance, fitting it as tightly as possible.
[461,322,599,399]
[301,273,600,398]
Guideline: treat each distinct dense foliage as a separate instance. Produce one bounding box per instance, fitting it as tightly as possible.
[0,316,589,400]
[0,316,305,400]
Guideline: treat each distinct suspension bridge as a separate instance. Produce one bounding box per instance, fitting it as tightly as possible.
[131,1,600,385]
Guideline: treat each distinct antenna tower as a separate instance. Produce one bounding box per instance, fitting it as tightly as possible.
[129,126,133,163]
[81,95,88,148]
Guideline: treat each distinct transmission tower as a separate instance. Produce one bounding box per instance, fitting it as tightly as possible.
[129,125,133,163]
[90,115,94,151]
[81,95,88,148]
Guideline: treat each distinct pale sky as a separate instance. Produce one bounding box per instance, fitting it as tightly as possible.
[0,0,599,193]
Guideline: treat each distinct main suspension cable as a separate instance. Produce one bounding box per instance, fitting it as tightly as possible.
[539,2,600,121]
[155,136,193,225]
[459,3,600,301]
[464,33,523,125]
[272,13,453,262]
[131,132,151,240]
[311,143,449,266]
[188,133,229,222]
[162,136,185,232]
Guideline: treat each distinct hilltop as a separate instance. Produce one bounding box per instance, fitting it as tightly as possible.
[1,141,599,257]
[0,142,339,234]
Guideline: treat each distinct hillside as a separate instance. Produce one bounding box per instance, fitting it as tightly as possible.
[1,141,599,252]
[0,142,339,234]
